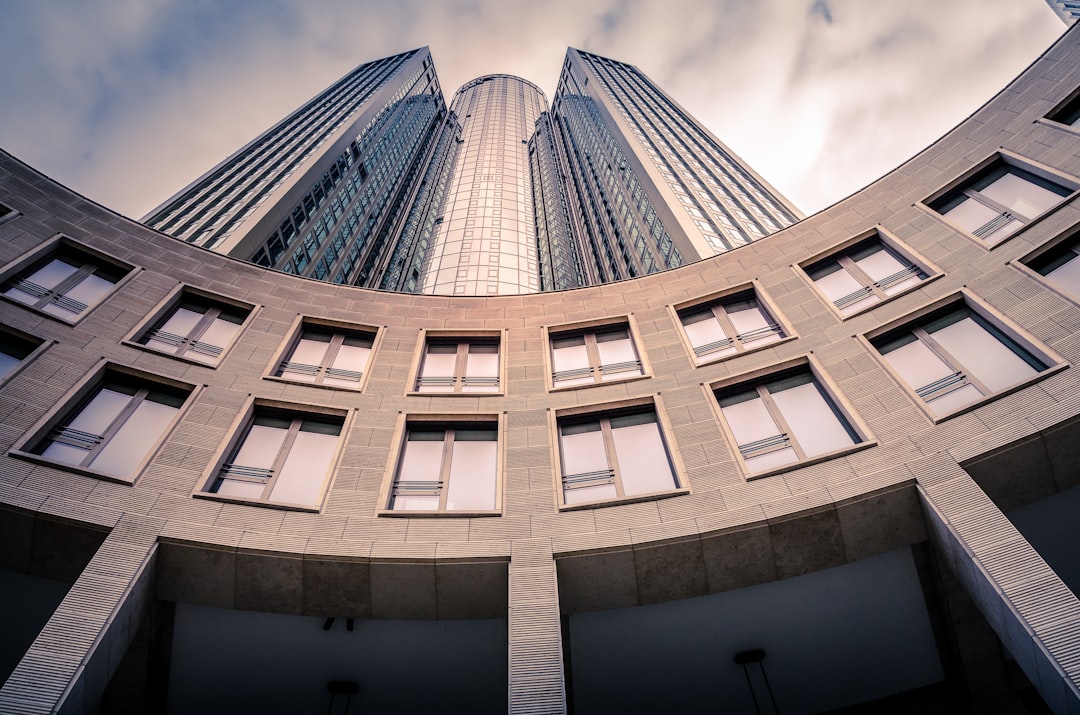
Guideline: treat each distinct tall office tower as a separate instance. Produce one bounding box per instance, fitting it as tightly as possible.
[1046,0,1080,24]
[143,47,802,294]
[142,48,447,285]
[410,75,548,295]
[551,49,801,283]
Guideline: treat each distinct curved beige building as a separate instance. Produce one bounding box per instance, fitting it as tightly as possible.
[1,26,1080,715]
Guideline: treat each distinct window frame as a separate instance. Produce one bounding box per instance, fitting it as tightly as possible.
[0,324,48,388]
[705,356,875,480]
[1013,224,1080,307]
[1040,85,1080,135]
[378,412,505,517]
[124,284,257,367]
[195,397,352,512]
[9,360,198,485]
[0,235,135,325]
[796,227,942,320]
[543,315,651,392]
[550,395,688,511]
[670,280,797,366]
[920,151,1079,250]
[860,290,1067,423]
[264,315,381,392]
[407,330,506,396]
[0,201,18,228]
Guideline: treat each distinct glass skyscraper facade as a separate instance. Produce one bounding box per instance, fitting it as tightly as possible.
[144,47,800,295]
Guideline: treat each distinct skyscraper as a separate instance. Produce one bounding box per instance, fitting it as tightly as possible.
[3,23,1080,715]
[143,48,800,294]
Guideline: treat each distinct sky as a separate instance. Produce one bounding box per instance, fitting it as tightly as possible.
[0,0,1067,220]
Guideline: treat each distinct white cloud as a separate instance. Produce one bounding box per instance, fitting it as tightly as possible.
[0,0,1066,218]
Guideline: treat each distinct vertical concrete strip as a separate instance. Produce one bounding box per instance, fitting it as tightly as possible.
[509,538,567,714]
[0,514,163,714]
[914,455,1080,714]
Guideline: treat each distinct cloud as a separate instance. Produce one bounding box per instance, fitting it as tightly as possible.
[0,0,1066,219]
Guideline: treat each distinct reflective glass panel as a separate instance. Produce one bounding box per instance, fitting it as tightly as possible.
[271,420,341,506]
[609,413,675,496]
[769,378,855,458]
[928,313,1040,393]
[446,430,498,510]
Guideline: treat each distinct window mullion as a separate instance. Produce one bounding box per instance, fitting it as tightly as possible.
[438,429,455,510]
[760,386,807,461]
[181,308,221,355]
[261,419,300,499]
[965,189,1014,221]
[454,342,469,392]
[37,264,93,310]
[915,326,992,396]
[82,388,147,465]
[584,333,602,383]
[319,333,346,383]
[837,255,884,300]
[712,306,741,350]
[600,418,624,498]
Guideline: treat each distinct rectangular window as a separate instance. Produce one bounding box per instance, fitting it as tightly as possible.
[872,305,1049,417]
[1046,91,1080,129]
[136,292,250,364]
[415,338,500,393]
[714,369,861,475]
[928,162,1072,244]
[277,326,373,389]
[2,243,128,321]
[389,424,499,512]
[1026,235,1080,301]
[30,372,190,480]
[804,237,929,316]
[557,407,679,506]
[206,410,344,508]
[678,291,784,363]
[0,328,42,382]
[550,325,643,387]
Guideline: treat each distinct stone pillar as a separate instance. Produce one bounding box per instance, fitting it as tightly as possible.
[0,514,162,714]
[508,538,567,714]
[914,454,1080,714]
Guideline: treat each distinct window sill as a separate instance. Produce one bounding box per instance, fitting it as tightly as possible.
[833,273,944,321]
[377,508,502,518]
[263,374,365,393]
[919,361,1069,424]
[405,389,505,398]
[193,491,322,513]
[558,487,689,512]
[121,339,224,368]
[743,441,878,482]
[0,294,93,327]
[8,450,137,485]
[549,372,652,394]
[694,334,798,367]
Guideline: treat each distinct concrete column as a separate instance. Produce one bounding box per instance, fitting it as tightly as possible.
[0,514,162,714]
[914,454,1080,714]
[508,538,567,714]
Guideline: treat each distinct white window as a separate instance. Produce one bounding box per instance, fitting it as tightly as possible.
[389,424,498,512]
[679,292,783,362]
[929,163,1071,244]
[558,408,678,506]
[277,326,373,388]
[207,411,343,508]
[3,245,127,320]
[805,239,928,316]
[33,375,189,479]
[715,370,860,474]
[551,325,642,387]
[137,293,249,364]
[873,306,1048,417]
[415,339,500,393]
[1027,236,1080,300]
